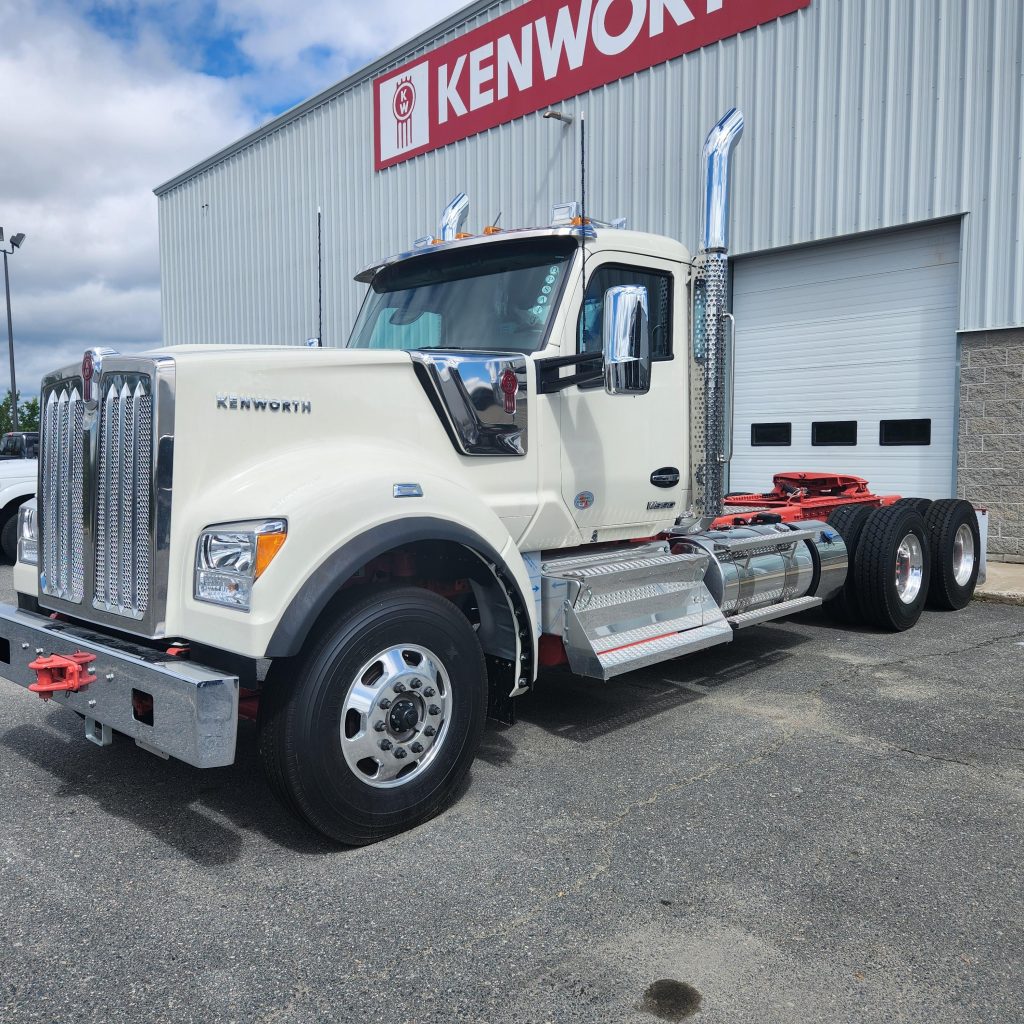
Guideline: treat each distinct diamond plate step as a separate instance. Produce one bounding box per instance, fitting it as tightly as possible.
[596,619,733,678]
[713,529,819,557]
[728,596,822,630]
[543,545,729,680]
[541,542,670,574]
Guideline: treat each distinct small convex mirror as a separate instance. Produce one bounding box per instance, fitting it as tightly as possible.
[602,285,652,395]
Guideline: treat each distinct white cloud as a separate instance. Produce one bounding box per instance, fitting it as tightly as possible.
[0,0,468,397]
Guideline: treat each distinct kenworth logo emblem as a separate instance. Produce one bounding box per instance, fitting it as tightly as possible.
[374,0,810,170]
[81,350,95,401]
[217,396,313,414]
[377,62,430,165]
[393,76,418,150]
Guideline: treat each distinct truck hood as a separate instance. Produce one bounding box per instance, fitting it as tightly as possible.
[0,458,37,480]
[154,344,410,371]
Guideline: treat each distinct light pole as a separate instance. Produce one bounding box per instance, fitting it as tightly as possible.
[1,228,26,432]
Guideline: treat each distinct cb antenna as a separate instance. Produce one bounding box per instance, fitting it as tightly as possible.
[580,110,589,293]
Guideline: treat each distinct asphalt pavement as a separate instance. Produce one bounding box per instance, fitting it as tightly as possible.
[1,565,1022,1024]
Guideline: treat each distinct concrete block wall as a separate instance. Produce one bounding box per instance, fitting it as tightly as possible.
[958,328,1024,563]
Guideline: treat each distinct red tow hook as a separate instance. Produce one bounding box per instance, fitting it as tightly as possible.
[27,652,98,701]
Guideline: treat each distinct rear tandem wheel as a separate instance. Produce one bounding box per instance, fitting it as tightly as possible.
[853,506,932,632]
[824,503,875,624]
[924,499,981,610]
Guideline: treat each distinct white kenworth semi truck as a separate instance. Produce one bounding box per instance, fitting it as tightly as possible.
[1,111,981,844]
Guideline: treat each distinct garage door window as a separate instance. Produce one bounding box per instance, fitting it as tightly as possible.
[812,421,858,446]
[751,422,792,446]
[880,419,932,446]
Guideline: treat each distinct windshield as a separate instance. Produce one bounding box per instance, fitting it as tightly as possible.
[0,435,24,458]
[347,237,577,354]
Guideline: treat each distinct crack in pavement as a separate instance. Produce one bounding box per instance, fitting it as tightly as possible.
[846,628,1024,672]
[461,727,798,949]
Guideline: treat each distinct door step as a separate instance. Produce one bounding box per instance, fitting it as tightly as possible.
[542,545,732,680]
[728,595,822,629]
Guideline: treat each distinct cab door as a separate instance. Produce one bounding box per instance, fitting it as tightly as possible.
[557,255,689,541]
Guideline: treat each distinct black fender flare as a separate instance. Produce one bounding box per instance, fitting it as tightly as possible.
[264,517,536,672]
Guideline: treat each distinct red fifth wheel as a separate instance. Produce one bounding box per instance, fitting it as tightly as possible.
[853,506,933,631]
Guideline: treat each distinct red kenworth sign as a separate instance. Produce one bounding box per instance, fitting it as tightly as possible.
[374,0,810,170]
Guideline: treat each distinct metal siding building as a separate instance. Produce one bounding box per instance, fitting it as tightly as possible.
[155,0,1024,558]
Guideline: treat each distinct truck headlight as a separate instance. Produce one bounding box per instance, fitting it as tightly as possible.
[194,519,287,611]
[18,501,38,566]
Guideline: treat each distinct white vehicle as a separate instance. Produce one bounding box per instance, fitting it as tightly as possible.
[0,430,38,562]
[0,112,981,844]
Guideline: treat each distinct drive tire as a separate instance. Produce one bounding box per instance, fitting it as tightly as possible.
[924,499,981,610]
[0,510,19,564]
[259,586,488,846]
[824,504,874,623]
[893,497,933,517]
[854,506,931,632]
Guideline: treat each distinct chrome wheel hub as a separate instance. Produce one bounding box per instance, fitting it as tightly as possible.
[895,532,925,605]
[340,644,451,788]
[953,523,976,587]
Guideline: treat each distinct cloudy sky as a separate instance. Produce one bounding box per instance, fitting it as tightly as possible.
[0,0,465,396]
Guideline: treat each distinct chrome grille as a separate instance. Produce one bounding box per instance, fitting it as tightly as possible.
[38,354,172,637]
[40,381,86,602]
[95,376,153,615]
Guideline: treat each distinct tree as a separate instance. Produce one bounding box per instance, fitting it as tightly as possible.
[0,391,42,434]
[19,397,40,432]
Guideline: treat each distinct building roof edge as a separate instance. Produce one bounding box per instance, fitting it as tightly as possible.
[153,0,499,197]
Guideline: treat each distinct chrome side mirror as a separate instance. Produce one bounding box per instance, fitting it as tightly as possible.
[602,285,651,395]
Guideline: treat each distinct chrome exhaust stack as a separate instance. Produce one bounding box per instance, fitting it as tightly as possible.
[438,193,470,242]
[694,108,744,522]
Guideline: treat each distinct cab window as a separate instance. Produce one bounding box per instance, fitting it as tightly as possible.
[579,265,673,359]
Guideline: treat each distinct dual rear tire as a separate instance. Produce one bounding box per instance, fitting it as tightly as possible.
[826,498,980,630]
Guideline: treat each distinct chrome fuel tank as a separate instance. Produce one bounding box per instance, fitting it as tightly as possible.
[674,521,847,616]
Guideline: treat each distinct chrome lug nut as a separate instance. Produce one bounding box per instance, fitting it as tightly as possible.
[410,680,421,689]
[379,738,393,751]
[374,721,387,732]
[428,705,441,716]
[394,747,407,760]
[410,742,424,754]
[423,725,436,737]
[379,698,392,710]
[423,687,436,698]
[393,682,408,693]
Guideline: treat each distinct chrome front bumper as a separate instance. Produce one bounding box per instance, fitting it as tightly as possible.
[0,605,237,768]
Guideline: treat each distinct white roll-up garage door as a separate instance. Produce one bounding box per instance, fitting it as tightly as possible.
[730,222,961,500]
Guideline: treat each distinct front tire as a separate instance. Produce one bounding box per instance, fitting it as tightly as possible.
[0,510,19,564]
[259,587,488,845]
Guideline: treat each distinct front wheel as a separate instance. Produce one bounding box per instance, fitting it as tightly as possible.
[259,587,488,845]
[0,510,19,564]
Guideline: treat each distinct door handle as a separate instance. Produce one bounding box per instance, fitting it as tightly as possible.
[651,468,680,488]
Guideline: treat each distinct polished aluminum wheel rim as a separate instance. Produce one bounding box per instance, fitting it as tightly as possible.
[953,523,976,587]
[895,533,925,605]
[340,644,451,789]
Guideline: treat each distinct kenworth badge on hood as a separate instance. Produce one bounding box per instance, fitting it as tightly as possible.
[216,395,313,414]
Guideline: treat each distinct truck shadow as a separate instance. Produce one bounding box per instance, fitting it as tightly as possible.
[2,715,337,865]
[513,624,811,745]
[3,622,817,861]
